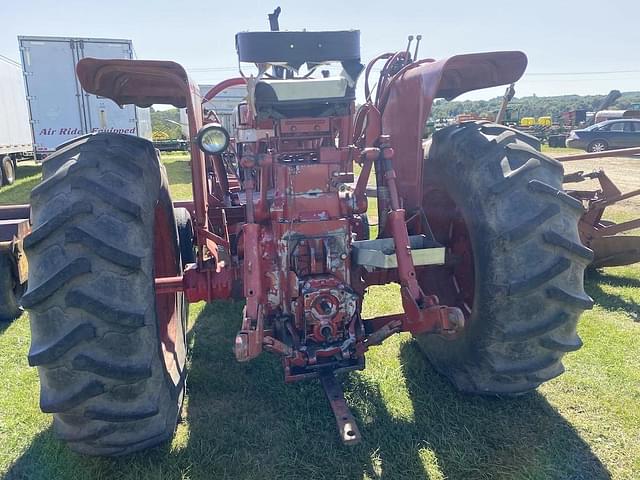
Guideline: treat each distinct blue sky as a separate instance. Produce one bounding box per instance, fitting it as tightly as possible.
[2,0,639,102]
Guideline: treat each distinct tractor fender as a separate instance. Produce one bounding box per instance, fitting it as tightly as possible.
[76,58,212,229]
[76,58,195,108]
[381,51,527,211]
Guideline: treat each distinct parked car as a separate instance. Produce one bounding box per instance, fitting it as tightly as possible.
[566,119,640,152]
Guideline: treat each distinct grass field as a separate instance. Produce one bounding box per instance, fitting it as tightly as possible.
[0,150,639,479]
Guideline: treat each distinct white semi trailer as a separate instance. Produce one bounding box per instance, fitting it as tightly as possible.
[0,54,33,186]
[18,36,152,157]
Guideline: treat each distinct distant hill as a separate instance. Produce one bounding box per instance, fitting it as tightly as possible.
[151,108,182,140]
[430,91,640,121]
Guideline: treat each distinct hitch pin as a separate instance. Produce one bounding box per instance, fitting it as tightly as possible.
[413,34,422,61]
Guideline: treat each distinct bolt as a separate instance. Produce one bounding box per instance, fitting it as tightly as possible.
[234,334,248,361]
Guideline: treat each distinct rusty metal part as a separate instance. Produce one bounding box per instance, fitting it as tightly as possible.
[591,235,640,268]
[0,208,30,295]
[564,167,640,268]
[0,204,30,221]
[320,372,361,446]
[556,146,640,162]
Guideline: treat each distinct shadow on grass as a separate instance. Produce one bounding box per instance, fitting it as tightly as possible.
[0,310,25,335]
[586,269,640,318]
[4,302,611,480]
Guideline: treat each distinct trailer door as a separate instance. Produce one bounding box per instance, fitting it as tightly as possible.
[20,38,84,154]
[77,40,139,136]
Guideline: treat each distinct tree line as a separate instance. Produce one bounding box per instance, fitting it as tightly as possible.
[430,91,640,121]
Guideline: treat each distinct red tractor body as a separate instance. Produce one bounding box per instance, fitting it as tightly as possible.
[76,40,527,377]
[21,16,591,454]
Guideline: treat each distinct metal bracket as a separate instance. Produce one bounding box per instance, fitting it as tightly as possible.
[319,372,361,446]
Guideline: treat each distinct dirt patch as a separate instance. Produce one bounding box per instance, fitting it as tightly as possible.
[557,155,640,211]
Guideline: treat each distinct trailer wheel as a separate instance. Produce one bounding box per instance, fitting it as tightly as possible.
[22,133,187,456]
[415,122,593,395]
[0,254,24,321]
[2,155,16,185]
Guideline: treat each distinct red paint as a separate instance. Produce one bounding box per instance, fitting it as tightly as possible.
[75,44,527,383]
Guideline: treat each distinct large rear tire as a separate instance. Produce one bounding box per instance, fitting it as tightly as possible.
[22,133,187,455]
[416,122,593,394]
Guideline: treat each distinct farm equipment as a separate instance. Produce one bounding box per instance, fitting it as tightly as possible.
[560,147,640,268]
[17,11,592,456]
[0,204,29,322]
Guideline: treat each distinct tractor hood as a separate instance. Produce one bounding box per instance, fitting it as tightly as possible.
[381,51,528,210]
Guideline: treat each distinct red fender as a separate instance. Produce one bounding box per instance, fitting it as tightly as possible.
[381,51,527,210]
[76,58,210,237]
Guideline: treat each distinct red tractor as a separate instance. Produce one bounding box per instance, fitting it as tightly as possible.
[21,13,591,455]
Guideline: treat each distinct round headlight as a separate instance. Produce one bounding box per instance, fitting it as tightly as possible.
[196,123,230,154]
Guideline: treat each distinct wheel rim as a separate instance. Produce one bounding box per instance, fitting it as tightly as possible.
[3,158,14,183]
[420,186,475,327]
[591,142,606,152]
[153,204,182,383]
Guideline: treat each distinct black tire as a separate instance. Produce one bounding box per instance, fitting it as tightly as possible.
[175,208,196,266]
[587,140,608,153]
[416,122,593,394]
[2,155,16,185]
[22,133,187,456]
[0,253,24,321]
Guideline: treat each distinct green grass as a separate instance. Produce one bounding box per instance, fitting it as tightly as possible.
[0,162,42,204]
[541,145,583,156]
[0,155,639,479]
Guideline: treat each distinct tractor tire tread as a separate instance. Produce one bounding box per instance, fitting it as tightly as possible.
[28,323,96,366]
[20,258,92,308]
[416,122,591,395]
[41,380,106,413]
[539,333,583,352]
[508,257,571,295]
[528,179,585,213]
[71,354,152,381]
[543,231,594,261]
[500,204,560,243]
[24,133,186,456]
[65,226,142,269]
[24,202,93,249]
[65,290,146,328]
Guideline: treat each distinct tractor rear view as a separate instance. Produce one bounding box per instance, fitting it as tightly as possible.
[21,11,592,455]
